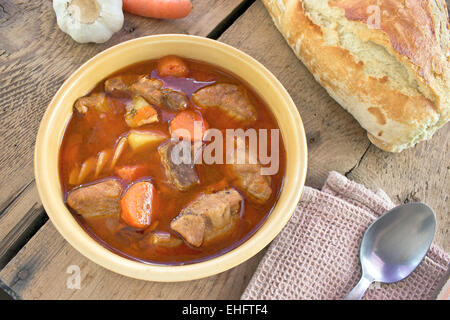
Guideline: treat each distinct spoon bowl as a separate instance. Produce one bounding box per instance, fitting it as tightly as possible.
[345,202,436,299]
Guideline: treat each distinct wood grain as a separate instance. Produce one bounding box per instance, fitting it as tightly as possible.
[0,0,251,220]
[0,0,263,300]
[232,0,447,250]
[0,0,371,299]
[0,222,264,299]
[347,128,449,250]
[0,180,46,270]
[349,0,450,251]
[0,0,448,300]
[0,0,251,268]
[218,1,371,188]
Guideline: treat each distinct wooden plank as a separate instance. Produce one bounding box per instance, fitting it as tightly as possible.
[1,0,448,300]
[346,0,450,251]
[0,0,369,300]
[0,222,264,299]
[0,0,247,215]
[223,1,448,252]
[0,0,262,300]
[347,127,449,250]
[218,1,371,188]
[220,1,449,251]
[0,0,251,268]
[0,180,46,270]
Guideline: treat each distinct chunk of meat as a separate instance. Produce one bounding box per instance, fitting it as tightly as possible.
[125,96,159,127]
[192,84,257,122]
[171,214,204,247]
[170,189,243,247]
[104,76,129,96]
[161,88,188,111]
[158,141,200,191]
[130,76,164,106]
[74,92,108,114]
[67,179,123,218]
[227,163,272,204]
[226,140,272,204]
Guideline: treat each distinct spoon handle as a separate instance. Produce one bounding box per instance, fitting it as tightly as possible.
[344,276,373,300]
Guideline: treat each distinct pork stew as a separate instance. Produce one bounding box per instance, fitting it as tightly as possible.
[59,56,286,264]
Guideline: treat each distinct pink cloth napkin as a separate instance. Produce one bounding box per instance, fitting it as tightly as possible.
[241,171,449,300]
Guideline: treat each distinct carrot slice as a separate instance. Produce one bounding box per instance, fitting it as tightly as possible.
[121,181,157,229]
[135,106,157,123]
[125,96,159,128]
[157,55,189,77]
[169,110,209,141]
[123,0,193,19]
[115,164,150,183]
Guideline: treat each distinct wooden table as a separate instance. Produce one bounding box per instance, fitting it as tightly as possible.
[0,0,448,299]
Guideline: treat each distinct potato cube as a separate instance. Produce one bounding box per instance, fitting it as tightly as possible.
[128,130,167,152]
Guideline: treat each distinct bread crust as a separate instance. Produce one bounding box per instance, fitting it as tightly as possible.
[262,0,449,152]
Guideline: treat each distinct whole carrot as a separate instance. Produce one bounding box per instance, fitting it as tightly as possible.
[123,0,193,19]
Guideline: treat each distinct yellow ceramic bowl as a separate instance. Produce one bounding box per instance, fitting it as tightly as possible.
[35,35,308,282]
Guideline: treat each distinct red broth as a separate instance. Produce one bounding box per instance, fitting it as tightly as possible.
[59,57,286,264]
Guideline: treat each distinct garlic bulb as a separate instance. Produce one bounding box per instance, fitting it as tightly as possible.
[53,0,124,43]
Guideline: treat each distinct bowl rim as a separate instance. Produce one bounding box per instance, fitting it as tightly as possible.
[34,34,308,282]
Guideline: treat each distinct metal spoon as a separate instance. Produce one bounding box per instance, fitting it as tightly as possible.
[344,202,436,300]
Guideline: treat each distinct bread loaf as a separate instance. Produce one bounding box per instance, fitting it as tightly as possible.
[262,0,450,152]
